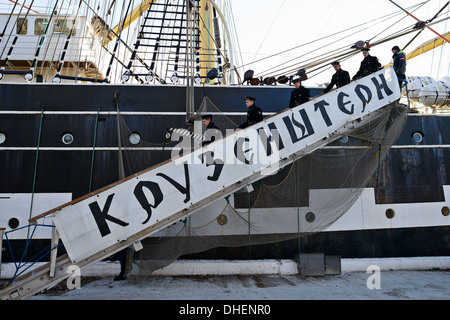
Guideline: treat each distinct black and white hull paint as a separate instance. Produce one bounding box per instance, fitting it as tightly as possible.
[0,82,449,262]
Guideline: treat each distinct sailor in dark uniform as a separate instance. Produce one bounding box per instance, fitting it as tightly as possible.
[238,96,263,129]
[112,248,130,281]
[289,77,311,108]
[323,61,350,94]
[352,48,381,81]
[201,114,221,145]
[392,45,407,89]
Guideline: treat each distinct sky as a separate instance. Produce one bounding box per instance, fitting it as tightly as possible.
[229,0,449,85]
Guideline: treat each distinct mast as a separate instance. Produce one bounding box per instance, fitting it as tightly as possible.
[103,0,237,84]
[207,0,236,84]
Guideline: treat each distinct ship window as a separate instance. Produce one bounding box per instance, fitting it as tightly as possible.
[16,18,28,35]
[340,136,349,144]
[54,19,76,36]
[412,131,424,143]
[8,217,19,230]
[62,133,74,145]
[129,133,141,145]
[0,133,5,144]
[385,208,395,219]
[442,207,449,217]
[217,214,227,226]
[35,19,48,35]
[305,211,316,223]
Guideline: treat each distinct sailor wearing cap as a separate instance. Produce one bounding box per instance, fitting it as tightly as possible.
[323,61,351,94]
[201,114,221,145]
[289,78,311,108]
[238,96,263,129]
[352,48,381,81]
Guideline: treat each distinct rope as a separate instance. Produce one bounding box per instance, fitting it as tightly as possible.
[249,0,286,69]
[89,108,101,193]
[4,224,61,283]
[26,109,44,254]
[243,2,442,82]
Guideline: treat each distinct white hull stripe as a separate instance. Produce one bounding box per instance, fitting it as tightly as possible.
[2,145,450,151]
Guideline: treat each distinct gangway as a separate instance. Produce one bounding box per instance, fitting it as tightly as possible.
[0,68,401,300]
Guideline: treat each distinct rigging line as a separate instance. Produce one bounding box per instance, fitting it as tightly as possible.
[108,0,116,14]
[75,0,94,80]
[368,0,428,43]
[248,0,286,69]
[0,0,18,37]
[144,0,170,82]
[239,0,428,72]
[121,0,137,83]
[54,0,84,79]
[106,4,154,81]
[0,0,35,71]
[296,0,343,59]
[255,15,391,78]
[95,0,113,80]
[262,31,358,72]
[195,3,228,65]
[265,21,412,80]
[26,109,44,253]
[7,0,39,13]
[272,47,359,81]
[259,44,353,79]
[40,0,69,80]
[170,0,186,78]
[389,0,450,44]
[157,0,176,79]
[37,0,61,80]
[104,0,132,81]
[236,1,428,70]
[307,50,360,81]
[261,16,440,80]
[261,11,411,76]
[403,0,449,50]
[437,3,449,79]
[228,0,244,72]
[0,0,27,60]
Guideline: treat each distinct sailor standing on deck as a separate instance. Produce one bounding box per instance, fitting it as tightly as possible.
[322,61,351,94]
[352,48,381,81]
[238,96,263,129]
[392,45,407,89]
[289,77,311,108]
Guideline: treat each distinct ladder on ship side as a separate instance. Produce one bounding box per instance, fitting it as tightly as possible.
[0,68,401,300]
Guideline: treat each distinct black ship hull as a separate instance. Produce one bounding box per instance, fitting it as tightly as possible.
[0,83,449,263]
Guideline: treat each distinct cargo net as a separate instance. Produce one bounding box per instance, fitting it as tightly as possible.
[115,95,240,179]
[115,96,408,278]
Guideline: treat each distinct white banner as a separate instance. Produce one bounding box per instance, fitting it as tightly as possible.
[52,67,401,263]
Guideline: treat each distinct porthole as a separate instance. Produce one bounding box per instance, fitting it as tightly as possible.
[8,217,19,230]
[0,133,5,144]
[217,214,228,226]
[305,211,316,223]
[412,131,424,144]
[340,136,349,144]
[62,133,74,145]
[442,206,449,217]
[385,208,395,219]
[129,133,141,145]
